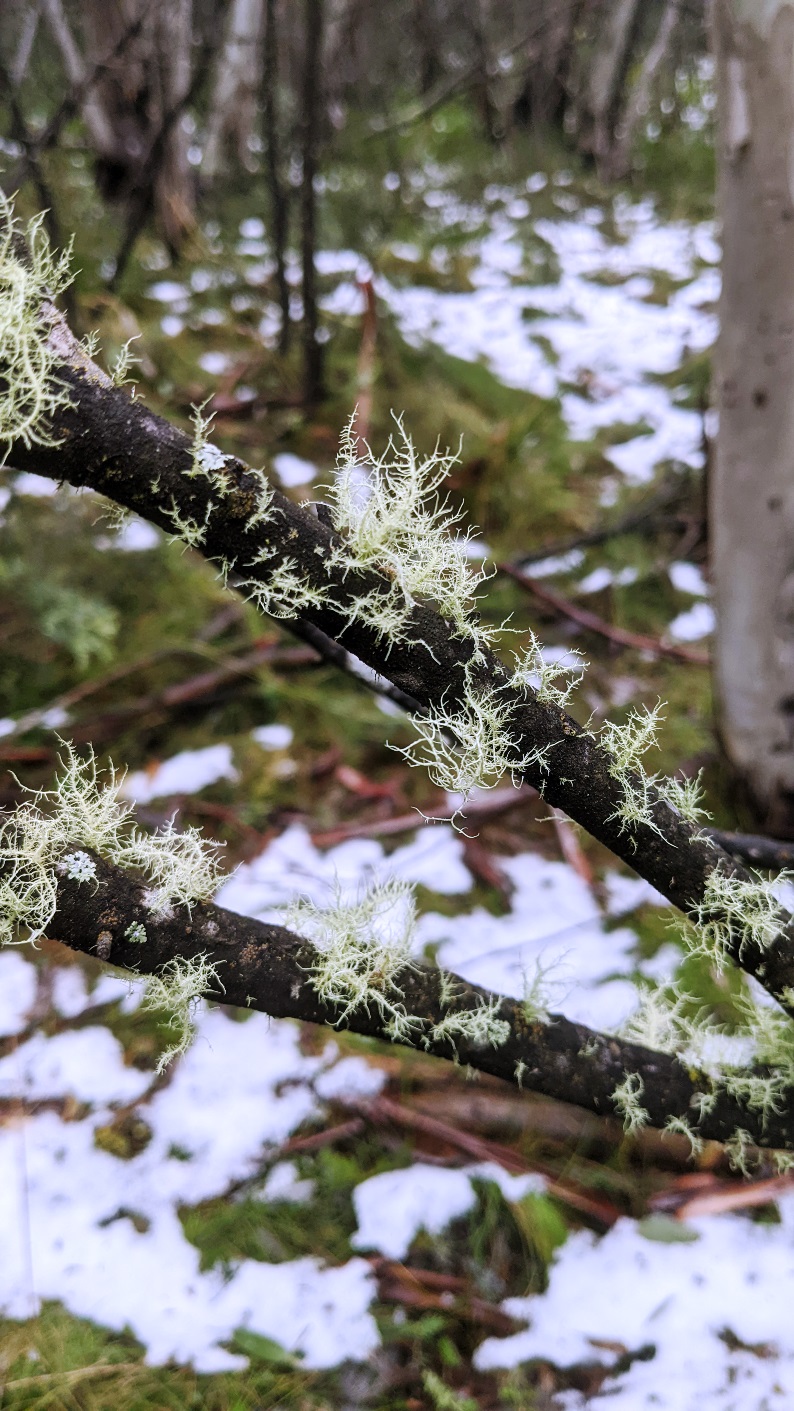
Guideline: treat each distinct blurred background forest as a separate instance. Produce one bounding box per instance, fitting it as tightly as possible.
[1,2,772,1409]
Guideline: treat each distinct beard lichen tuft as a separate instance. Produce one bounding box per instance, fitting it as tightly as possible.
[0,741,227,948]
[0,192,76,453]
[141,954,225,1072]
[288,875,421,1038]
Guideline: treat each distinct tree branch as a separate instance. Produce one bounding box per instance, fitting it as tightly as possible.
[7,306,794,1015]
[47,847,793,1151]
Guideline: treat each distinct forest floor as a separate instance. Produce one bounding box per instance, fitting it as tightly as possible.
[3,81,792,1410]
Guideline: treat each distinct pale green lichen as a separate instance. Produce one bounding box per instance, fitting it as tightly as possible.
[429,995,510,1052]
[664,1113,704,1157]
[141,953,224,1072]
[164,496,214,550]
[510,634,586,709]
[393,663,554,813]
[109,336,140,389]
[327,411,488,640]
[688,865,788,968]
[63,850,97,884]
[0,742,226,947]
[124,921,147,944]
[612,1071,649,1133]
[600,701,666,836]
[658,770,710,827]
[287,876,420,1039]
[0,192,75,452]
[724,1126,757,1177]
[240,552,333,620]
[184,403,232,491]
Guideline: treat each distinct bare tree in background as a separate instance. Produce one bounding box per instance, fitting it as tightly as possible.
[712,0,794,833]
[300,0,325,404]
[202,0,264,182]
[42,0,196,254]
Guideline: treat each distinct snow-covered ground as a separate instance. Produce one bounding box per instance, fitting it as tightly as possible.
[4,811,794,1401]
[321,190,718,488]
[0,179,761,1396]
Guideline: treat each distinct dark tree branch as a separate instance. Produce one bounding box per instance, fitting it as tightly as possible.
[47,847,793,1151]
[707,829,794,872]
[10,310,794,1017]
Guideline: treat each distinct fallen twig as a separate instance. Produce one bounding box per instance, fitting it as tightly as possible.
[499,562,710,665]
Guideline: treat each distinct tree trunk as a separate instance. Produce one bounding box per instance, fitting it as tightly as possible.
[44,0,196,254]
[579,0,641,169]
[604,0,682,181]
[712,0,794,832]
[301,0,325,404]
[263,0,291,354]
[512,0,580,132]
[202,0,264,181]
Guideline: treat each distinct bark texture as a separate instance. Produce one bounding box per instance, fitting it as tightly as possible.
[7,307,794,1014]
[46,848,794,1151]
[713,0,794,831]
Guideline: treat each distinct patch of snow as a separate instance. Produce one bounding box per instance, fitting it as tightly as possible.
[475,1200,794,1407]
[526,549,585,577]
[669,560,709,596]
[315,1055,386,1102]
[215,822,471,924]
[0,1028,150,1105]
[0,1006,379,1371]
[668,601,715,642]
[272,452,319,487]
[148,281,190,304]
[352,1164,476,1260]
[418,850,645,1031]
[467,1162,546,1202]
[239,217,265,239]
[252,723,294,750]
[0,952,37,1035]
[578,566,613,594]
[13,473,58,496]
[198,351,232,376]
[106,517,160,551]
[121,744,238,802]
[261,1160,315,1204]
[603,871,667,916]
[370,198,716,485]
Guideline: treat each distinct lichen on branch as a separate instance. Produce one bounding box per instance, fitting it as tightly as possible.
[0,192,75,452]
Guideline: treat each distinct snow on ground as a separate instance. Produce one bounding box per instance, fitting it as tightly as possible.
[322,194,718,486]
[0,819,668,1374]
[121,743,239,803]
[476,1203,794,1408]
[0,984,381,1370]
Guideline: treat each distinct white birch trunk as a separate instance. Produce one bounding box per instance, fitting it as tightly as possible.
[713,0,794,829]
[202,0,264,180]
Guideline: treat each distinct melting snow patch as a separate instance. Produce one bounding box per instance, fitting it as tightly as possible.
[372,199,716,484]
[475,1202,794,1407]
[418,850,644,1031]
[273,451,319,487]
[121,743,238,802]
[352,1164,476,1260]
[0,951,36,1035]
[103,516,160,551]
[0,1001,379,1371]
[252,722,294,750]
[668,601,715,642]
[669,560,709,596]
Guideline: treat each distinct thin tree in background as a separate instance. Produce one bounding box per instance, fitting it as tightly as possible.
[263,0,291,356]
[711,0,794,833]
[300,0,325,404]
